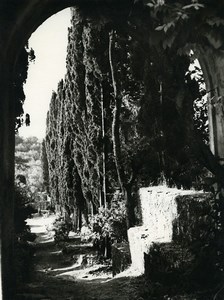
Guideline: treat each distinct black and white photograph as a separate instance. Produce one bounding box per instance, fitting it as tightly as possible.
[1,1,224,299]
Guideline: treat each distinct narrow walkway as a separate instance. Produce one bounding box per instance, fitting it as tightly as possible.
[16,215,144,300]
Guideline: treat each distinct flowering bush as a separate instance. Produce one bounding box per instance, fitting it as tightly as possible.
[87,199,127,257]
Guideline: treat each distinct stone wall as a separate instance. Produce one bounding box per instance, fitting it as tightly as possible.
[128,187,210,274]
[127,186,224,291]
[145,192,224,291]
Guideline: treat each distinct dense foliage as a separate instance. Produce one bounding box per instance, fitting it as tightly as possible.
[139,0,224,53]
[14,45,35,131]
[41,139,50,194]
[88,197,127,257]
[45,5,210,233]
[12,2,224,298]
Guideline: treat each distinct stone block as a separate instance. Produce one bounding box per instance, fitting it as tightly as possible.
[128,186,200,274]
[139,186,197,240]
[143,190,224,290]
[128,226,164,274]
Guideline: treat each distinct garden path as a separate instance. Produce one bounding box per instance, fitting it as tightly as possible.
[15,214,145,300]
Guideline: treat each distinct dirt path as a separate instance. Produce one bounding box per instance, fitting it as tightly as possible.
[16,215,145,300]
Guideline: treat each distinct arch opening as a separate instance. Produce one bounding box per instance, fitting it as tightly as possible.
[1,2,224,299]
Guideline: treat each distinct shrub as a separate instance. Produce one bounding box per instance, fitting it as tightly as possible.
[87,199,127,257]
[53,215,72,244]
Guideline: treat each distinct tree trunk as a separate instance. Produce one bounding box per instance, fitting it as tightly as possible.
[100,82,107,208]
[109,30,135,229]
[124,184,135,228]
[109,30,125,190]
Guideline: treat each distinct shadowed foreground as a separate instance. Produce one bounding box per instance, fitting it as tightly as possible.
[15,215,217,300]
[15,215,145,300]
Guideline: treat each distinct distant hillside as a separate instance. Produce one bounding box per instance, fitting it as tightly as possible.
[15,135,43,195]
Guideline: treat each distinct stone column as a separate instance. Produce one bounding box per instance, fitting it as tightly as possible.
[0,61,16,300]
[199,50,224,164]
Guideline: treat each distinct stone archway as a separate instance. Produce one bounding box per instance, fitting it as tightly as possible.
[1,1,224,299]
[199,51,224,160]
